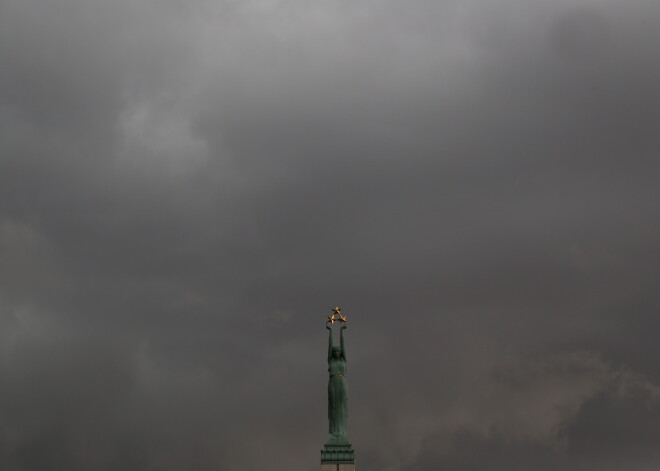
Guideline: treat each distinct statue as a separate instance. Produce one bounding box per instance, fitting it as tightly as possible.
[321,307,355,464]
[326,311,348,440]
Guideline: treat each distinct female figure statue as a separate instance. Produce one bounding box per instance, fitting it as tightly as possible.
[326,322,348,442]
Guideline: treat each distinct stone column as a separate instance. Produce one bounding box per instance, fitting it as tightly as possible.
[321,463,356,471]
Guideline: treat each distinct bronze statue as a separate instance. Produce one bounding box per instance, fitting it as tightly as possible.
[326,317,348,440]
[321,307,355,463]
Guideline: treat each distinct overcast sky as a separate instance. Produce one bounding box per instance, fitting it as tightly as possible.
[1,0,660,469]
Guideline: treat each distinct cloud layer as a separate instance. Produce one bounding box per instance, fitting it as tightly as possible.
[1,0,659,469]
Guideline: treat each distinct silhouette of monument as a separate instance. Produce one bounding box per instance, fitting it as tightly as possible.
[321,307,356,471]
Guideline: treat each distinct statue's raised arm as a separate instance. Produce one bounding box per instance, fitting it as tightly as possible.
[327,322,333,362]
[340,324,347,360]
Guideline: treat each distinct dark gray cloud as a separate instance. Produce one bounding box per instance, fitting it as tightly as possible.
[1,0,659,469]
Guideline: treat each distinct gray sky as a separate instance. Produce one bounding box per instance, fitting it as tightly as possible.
[1,0,660,469]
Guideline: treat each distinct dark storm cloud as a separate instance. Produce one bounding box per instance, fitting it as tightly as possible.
[1,0,659,469]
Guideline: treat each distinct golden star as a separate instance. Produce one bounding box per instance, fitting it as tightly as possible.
[327,314,336,324]
[338,315,347,323]
[332,306,342,315]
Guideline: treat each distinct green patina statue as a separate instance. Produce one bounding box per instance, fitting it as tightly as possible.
[321,307,355,464]
[327,322,348,439]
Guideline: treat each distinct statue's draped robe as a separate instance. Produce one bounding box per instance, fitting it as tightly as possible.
[328,356,347,439]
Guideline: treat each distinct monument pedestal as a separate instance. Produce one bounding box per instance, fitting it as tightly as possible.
[321,439,355,471]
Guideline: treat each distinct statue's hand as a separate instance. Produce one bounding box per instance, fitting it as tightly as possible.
[326,322,332,330]
[341,324,347,330]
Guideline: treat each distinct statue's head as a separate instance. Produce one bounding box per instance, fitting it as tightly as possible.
[332,347,341,358]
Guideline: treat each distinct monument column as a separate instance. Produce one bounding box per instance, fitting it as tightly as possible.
[321,307,356,471]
